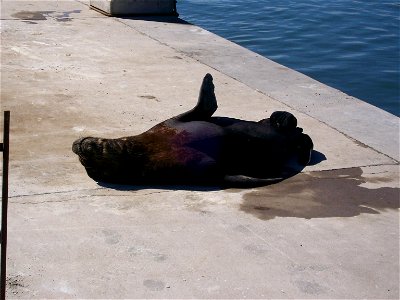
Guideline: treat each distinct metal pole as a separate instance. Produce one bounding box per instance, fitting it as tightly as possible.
[1,111,10,300]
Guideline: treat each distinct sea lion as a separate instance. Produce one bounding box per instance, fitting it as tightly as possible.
[72,73,313,186]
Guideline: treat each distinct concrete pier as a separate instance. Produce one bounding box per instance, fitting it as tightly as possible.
[1,0,399,298]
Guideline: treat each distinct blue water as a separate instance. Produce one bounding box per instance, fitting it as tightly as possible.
[178,0,400,116]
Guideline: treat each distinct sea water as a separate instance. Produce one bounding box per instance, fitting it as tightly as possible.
[178,0,400,116]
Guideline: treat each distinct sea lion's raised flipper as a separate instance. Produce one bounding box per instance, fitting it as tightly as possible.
[175,73,218,122]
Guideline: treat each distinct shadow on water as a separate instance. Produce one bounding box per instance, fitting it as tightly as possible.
[240,167,399,220]
[117,15,191,25]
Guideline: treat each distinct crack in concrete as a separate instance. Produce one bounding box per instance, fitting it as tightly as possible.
[9,187,105,199]
[10,188,175,204]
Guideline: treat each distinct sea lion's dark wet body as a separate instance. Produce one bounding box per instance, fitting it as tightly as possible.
[72,74,313,186]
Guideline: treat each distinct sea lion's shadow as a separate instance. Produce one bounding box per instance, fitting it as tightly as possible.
[118,15,191,25]
[97,182,222,192]
[98,150,327,191]
[308,150,326,166]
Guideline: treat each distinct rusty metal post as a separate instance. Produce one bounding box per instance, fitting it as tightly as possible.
[1,111,10,300]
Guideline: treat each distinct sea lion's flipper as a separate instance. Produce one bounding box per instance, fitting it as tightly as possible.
[175,73,218,122]
[296,133,313,165]
[197,73,218,114]
[223,175,284,188]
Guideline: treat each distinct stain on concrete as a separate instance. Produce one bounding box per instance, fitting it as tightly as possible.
[184,193,212,214]
[6,274,27,296]
[153,254,168,262]
[290,264,330,272]
[11,10,81,22]
[128,246,167,262]
[244,244,269,256]
[102,229,121,244]
[295,280,327,295]
[54,10,82,22]
[56,18,72,23]
[12,11,54,20]
[143,279,165,291]
[54,93,73,102]
[139,95,160,102]
[240,167,399,220]
[234,224,251,234]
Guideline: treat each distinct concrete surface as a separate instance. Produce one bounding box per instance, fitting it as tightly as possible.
[1,0,399,298]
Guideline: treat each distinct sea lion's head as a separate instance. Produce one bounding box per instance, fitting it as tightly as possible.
[72,137,103,165]
[72,137,121,182]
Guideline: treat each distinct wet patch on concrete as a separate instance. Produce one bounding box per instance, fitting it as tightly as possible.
[54,10,82,22]
[243,243,269,256]
[12,11,54,20]
[143,279,166,291]
[294,280,328,295]
[184,193,211,214]
[11,10,81,22]
[240,167,399,220]
[101,229,121,245]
